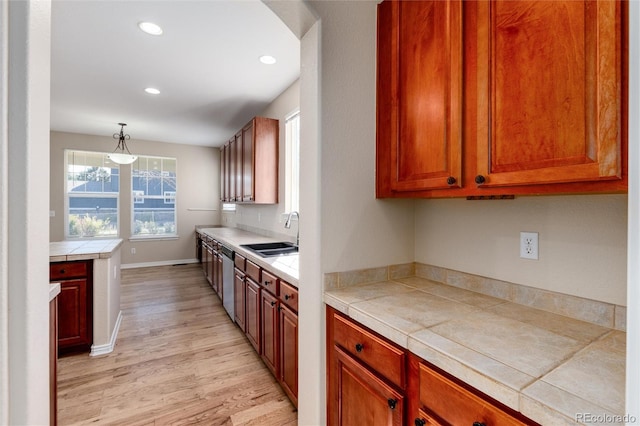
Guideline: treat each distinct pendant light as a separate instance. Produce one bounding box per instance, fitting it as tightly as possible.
[108,123,137,165]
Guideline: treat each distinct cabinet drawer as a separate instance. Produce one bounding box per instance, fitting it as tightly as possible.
[418,362,529,426]
[246,260,260,283]
[279,280,298,312]
[50,261,88,280]
[261,270,278,295]
[235,253,246,271]
[331,312,405,389]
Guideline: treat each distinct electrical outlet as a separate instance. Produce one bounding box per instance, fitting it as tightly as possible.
[131,247,136,255]
[520,232,538,260]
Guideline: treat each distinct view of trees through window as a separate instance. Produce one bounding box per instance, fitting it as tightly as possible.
[66,150,119,238]
[132,156,177,237]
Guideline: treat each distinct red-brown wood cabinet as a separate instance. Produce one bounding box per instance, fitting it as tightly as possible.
[376,0,628,198]
[49,260,93,355]
[232,251,299,407]
[326,306,538,426]
[220,117,278,204]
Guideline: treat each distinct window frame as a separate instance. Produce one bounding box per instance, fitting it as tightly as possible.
[284,110,300,214]
[64,149,120,239]
[130,155,178,240]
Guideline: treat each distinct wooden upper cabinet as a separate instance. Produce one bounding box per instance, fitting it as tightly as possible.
[228,137,237,202]
[248,117,279,204]
[219,116,278,204]
[376,0,627,198]
[377,0,463,195]
[476,0,623,188]
[242,122,254,202]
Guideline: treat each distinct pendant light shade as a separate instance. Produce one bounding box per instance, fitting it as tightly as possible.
[108,123,137,165]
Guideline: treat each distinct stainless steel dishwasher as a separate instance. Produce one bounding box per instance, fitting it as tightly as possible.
[220,244,235,321]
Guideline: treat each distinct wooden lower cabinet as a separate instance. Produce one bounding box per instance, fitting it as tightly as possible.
[279,303,298,406]
[261,289,279,376]
[245,277,261,353]
[234,268,246,331]
[331,345,404,426]
[327,306,537,426]
[408,353,535,426]
[327,307,406,426]
[50,260,93,355]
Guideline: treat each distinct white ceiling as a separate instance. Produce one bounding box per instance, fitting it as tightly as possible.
[50,0,301,148]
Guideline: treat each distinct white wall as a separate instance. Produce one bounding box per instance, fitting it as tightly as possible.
[1,1,52,424]
[50,131,220,266]
[415,195,627,306]
[309,1,415,274]
[626,0,639,420]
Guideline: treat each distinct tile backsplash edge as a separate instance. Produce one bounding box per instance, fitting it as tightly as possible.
[324,262,625,332]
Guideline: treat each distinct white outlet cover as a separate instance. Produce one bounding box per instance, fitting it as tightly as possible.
[520,232,539,260]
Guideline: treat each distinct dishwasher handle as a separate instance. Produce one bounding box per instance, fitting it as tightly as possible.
[221,244,235,260]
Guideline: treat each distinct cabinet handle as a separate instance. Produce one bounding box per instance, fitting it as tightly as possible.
[472,423,487,426]
[264,280,271,286]
[387,398,397,410]
[355,343,364,353]
[278,306,283,311]
[414,419,426,426]
[59,269,66,274]
[446,176,456,185]
[284,294,291,300]
[270,301,276,307]
[475,175,486,185]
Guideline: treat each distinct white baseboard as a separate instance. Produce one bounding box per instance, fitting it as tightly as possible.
[121,258,199,269]
[90,310,123,357]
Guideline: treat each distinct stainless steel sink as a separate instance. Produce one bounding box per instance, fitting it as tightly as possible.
[240,242,298,258]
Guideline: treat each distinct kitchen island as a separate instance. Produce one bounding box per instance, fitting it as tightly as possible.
[50,239,123,356]
[325,270,625,425]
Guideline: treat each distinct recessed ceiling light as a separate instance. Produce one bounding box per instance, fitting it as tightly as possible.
[138,22,163,36]
[259,55,277,65]
[144,87,160,95]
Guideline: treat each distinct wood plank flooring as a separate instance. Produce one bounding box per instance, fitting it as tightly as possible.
[57,263,297,426]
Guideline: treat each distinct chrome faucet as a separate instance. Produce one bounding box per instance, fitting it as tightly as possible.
[284,211,299,247]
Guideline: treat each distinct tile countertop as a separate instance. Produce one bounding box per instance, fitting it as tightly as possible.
[325,277,626,425]
[197,227,298,286]
[49,239,124,262]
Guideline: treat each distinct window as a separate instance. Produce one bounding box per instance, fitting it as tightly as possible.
[65,150,119,238]
[132,156,177,237]
[285,111,300,212]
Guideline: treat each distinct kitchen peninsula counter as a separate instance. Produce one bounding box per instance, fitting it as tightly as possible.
[325,276,625,425]
[50,239,123,356]
[49,239,123,261]
[196,227,298,286]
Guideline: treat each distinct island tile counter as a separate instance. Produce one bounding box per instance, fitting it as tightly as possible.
[50,239,123,356]
[196,227,298,286]
[325,275,626,425]
[50,239,124,261]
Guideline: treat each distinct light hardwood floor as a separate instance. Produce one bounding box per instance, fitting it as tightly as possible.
[57,263,297,426]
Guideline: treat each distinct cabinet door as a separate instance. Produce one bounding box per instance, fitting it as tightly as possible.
[260,290,279,376]
[377,0,463,194]
[206,245,213,286]
[245,278,261,353]
[476,0,622,187]
[330,345,404,426]
[234,131,243,202]
[234,269,246,331]
[279,304,298,406]
[58,278,92,353]
[220,145,226,202]
[242,121,254,202]
[215,253,223,296]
